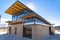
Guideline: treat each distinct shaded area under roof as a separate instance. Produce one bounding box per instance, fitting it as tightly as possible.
[5,1,32,15]
[5,1,51,25]
[22,13,51,25]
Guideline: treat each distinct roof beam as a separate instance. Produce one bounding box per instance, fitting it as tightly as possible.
[11,6,19,11]
[6,8,16,14]
[6,11,15,15]
[10,8,18,12]
[15,2,24,8]
[14,5,20,10]
[14,4,23,10]
[9,8,17,13]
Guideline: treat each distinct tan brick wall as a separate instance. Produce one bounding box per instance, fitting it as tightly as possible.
[24,24,51,40]
[31,24,49,40]
[11,23,23,37]
[32,25,38,40]
[37,25,49,40]
[9,24,54,40]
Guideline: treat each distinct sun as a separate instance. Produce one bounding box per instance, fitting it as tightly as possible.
[27,3,35,10]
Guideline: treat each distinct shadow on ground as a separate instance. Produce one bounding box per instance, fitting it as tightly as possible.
[0,34,60,40]
[0,34,32,40]
[40,34,60,40]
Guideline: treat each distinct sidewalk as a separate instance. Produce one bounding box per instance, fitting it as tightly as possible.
[40,34,60,40]
[0,34,32,40]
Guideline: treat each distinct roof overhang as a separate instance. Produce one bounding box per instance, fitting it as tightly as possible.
[22,13,51,25]
[5,1,51,25]
[5,1,32,15]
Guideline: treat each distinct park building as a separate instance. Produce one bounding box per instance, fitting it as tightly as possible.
[5,1,55,40]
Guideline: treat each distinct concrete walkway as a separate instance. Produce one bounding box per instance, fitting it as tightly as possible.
[40,34,60,40]
[0,34,32,40]
[0,34,60,40]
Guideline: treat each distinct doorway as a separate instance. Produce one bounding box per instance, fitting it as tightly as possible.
[14,27,17,34]
[9,27,11,34]
[49,27,52,35]
[23,25,32,38]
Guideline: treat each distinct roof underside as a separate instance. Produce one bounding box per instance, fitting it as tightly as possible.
[5,1,32,15]
[22,14,51,25]
[5,1,51,25]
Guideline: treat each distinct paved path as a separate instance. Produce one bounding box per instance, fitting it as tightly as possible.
[0,34,60,40]
[0,34,32,40]
[41,34,60,40]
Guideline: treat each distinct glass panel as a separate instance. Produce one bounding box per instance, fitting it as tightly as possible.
[12,15,17,21]
[12,10,30,21]
[24,18,46,24]
[34,18,42,23]
[17,15,21,20]
[24,18,34,23]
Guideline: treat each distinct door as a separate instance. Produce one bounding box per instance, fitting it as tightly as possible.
[26,28,32,38]
[23,27,26,37]
[9,27,11,34]
[49,27,52,35]
[23,25,32,38]
[15,27,17,34]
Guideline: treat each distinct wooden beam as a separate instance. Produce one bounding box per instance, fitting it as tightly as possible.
[12,6,19,11]
[15,2,24,8]
[14,4,23,10]
[9,8,17,13]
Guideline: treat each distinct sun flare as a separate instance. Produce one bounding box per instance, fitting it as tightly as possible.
[27,3,35,10]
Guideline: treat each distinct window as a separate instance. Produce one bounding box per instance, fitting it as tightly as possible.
[12,10,30,21]
[24,18,34,23]
[12,15,17,21]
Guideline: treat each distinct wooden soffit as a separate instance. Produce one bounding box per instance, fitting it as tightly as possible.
[22,13,51,25]
[5,1,32,15]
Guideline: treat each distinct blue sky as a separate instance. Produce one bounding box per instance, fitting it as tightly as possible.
[0,0,60,26]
